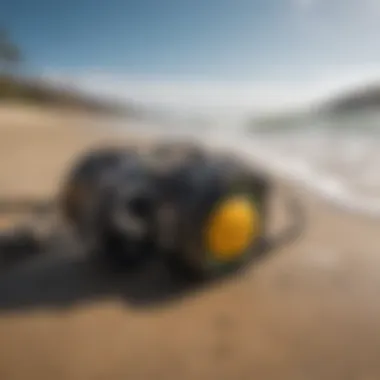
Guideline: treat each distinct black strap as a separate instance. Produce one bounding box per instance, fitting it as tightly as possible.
[266,190,307,252]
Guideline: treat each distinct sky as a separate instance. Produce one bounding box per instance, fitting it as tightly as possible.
[2,0,380,113]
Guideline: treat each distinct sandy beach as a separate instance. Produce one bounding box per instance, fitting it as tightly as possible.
[0,104,379,380]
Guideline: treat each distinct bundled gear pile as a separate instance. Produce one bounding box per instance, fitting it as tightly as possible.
[0,141,305,281]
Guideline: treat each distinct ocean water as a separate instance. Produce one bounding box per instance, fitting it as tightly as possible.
[214,114,380,219]
[111,112,380,219]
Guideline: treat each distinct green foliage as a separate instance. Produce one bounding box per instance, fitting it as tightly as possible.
[0,27,22,74]
[0,27,136,116]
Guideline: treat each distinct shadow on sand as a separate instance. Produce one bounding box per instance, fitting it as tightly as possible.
[0,249,204,313]
[0,232,274,313]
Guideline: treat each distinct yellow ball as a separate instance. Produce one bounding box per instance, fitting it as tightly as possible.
[205,196,261,261]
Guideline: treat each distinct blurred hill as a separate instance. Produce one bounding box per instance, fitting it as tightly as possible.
[0,27,144,118]
[322,83,380,116]
[248,82,380,133]
[0,74,141,117]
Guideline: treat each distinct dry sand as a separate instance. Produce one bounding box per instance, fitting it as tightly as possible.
[0,104,379,380]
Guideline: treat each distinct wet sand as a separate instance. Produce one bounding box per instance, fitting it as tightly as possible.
[0,104,379,380]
